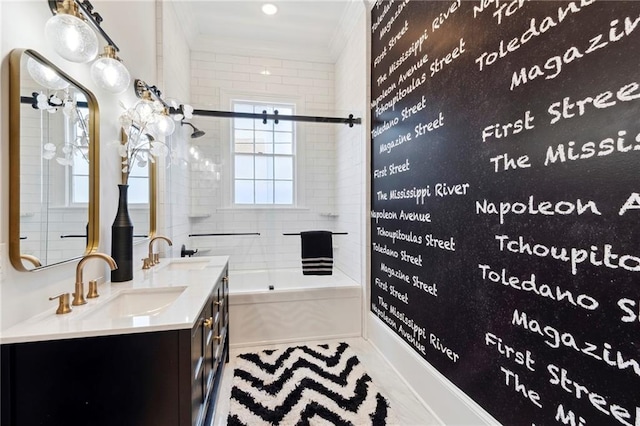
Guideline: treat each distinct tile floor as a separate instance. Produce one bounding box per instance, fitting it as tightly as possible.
[212,337,439,425]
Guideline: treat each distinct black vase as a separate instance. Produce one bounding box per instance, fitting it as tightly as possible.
[111,184,133,282]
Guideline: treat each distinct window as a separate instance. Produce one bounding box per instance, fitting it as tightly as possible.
[69,102,89,204]
[232,101,295,205]
[127,153,150,205]
[70,147,89,204]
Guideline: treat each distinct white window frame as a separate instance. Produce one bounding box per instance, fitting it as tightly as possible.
[218,91,307,210]
[231,99,297,206]
[67,103,89,206]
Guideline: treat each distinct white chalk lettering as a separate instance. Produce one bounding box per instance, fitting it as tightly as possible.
[401,95,427,121]
[548,81,640,125]
[380,263,411,283]
[371,116,400,138]
[432,0,461,33]
[514,310,640,378]
[389,186,429,204]
[510,13,640,90]
[478,264,599,311]
[618,298,640,323]
[415,112,445,137]
[373,243,398,258]
[476,0,595,71]
[412,276,438,297]
[370,209,398,223]
[377,227,423,245]
[500,366,542,408]
[430,333,459,362]
[430,38,466,78]
[378,0,410,40]
[555,404,587,426]
[425,234,456,251]
[495,235,640,275]
[435,182,470,197]
[489,153,531,172]
[544,130,640,166]
[481,110,535,142]
[379,132,412,155]
[399,210,431,223]
[486,332,536,371]
[619,193,640,216]
[548,364,640,425]
[476,196,601,225]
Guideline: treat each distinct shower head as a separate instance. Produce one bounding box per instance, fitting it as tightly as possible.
[181,121,206,138]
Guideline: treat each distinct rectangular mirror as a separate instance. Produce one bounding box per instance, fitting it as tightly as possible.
[9,49,99,271]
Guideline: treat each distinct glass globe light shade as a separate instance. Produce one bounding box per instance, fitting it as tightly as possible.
[90,57,130,93]
[26,58,69,90]
[150,113,176,137]
[45,14,98,63]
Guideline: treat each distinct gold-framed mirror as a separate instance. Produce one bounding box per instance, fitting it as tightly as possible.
[9,49,99,271]
[120,128,157,242]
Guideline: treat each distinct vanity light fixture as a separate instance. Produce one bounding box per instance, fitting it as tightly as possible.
[45,0,98,63]
[133,79,196,138]
[262,3,278,15]
[90,45,130,93]
[150,108,176,137]
[26,57,70,90]
[46,0,131,93]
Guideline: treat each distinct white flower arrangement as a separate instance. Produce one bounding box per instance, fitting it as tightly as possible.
[117,99,192,184]
[40,92,90,166]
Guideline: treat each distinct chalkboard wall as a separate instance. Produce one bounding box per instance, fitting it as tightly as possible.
[369,1,640,424]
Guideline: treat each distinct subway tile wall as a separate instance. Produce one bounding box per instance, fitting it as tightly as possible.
[157,1,192,258]
[334,10,367,283]
[188,52,350,272]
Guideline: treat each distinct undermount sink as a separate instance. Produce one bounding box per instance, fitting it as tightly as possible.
[82,287,187,321]
[166,260,210,270]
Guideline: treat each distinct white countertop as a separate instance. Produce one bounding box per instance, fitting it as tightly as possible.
[0,256,229,345]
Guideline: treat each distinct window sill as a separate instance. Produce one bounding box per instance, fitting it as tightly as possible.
[216,206,310,212]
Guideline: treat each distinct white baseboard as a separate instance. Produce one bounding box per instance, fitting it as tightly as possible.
[367,314,500,426]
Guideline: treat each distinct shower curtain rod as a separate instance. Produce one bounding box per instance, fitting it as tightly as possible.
[189,233,261,237]
[283,232,348,236]
[173,108,362,128]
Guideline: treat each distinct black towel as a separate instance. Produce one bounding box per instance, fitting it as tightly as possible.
[300,231,333,275]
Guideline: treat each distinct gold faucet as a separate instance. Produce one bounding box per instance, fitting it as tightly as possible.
[147,236,173,267]
[73,253,118,306]
[49,293,72,314]
[20,254,42,268]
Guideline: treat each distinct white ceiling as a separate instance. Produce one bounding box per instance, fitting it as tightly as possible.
[170,0,365,63]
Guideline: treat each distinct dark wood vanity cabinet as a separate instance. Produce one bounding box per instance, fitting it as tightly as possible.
[0,269,229,426]
[192,269,230,425]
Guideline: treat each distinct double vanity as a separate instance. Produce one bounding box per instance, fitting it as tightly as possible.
[1,256,229,426]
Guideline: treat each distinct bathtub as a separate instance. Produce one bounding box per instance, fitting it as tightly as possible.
[228,268,362,347]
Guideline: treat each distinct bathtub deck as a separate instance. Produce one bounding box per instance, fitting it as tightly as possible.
[227,267,362,347]
[229,267,360,293]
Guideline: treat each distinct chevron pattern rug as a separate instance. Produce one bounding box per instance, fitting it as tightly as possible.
[227,342,395,425]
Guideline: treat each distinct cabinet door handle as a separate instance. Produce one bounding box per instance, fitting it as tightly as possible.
[223,276,229,283]
[204,317,214,329]
[214,300,223,306]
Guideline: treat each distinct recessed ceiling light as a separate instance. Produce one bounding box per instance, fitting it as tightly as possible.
[262,3,278,15]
